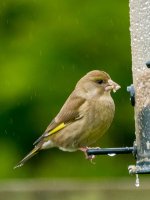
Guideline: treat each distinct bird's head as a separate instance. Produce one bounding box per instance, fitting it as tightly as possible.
[76,70,121,97]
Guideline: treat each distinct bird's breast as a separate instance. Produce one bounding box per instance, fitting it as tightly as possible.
[77,95,115,146]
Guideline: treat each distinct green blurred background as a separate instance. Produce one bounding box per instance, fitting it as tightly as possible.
[0,0,135,181]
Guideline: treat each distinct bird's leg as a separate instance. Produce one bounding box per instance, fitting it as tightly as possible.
[79,147,100,164]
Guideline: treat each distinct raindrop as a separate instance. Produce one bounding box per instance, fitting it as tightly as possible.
[108,153,116,157]
[135,174,140,187]
[34,91,37,97]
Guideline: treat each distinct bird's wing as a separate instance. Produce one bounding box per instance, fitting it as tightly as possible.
[33,93,85,145]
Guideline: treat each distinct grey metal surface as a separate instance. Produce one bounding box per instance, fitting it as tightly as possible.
[129,0,150,173]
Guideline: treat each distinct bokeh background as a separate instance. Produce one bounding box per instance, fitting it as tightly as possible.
[0,0,133,178]
[1,0,146,199]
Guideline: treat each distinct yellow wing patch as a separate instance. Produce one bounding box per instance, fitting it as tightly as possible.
[47,122,66,136]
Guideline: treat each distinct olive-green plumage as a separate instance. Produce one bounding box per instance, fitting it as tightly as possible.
[14,70,120,168]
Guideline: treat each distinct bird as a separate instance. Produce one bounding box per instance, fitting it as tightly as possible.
[14,70,120,168]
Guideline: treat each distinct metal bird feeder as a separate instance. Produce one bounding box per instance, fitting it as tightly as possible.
[87,0,150,176]
[128,0,150,174]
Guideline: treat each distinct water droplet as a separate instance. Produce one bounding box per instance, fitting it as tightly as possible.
[135,174,140,187]
[108,153,116,157]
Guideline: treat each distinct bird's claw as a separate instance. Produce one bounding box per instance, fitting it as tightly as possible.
[87,154,96,164]
[79,147,99,164]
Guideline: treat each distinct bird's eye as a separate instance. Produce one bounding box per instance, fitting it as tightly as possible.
[97,79,103,84]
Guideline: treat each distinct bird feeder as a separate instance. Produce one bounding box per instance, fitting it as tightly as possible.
[87,0,150,177]
[128,0,150,174]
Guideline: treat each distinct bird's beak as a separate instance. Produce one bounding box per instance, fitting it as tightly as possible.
[105,79,121,93]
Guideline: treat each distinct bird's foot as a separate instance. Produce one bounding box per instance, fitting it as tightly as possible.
[79,147,100,164]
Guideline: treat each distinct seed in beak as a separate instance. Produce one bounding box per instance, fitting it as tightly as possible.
[105,79,121,92]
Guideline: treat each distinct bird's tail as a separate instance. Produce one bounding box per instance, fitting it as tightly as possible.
[14,146,40,169]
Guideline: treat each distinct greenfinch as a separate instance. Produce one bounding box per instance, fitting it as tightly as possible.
[14,70,120,168]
